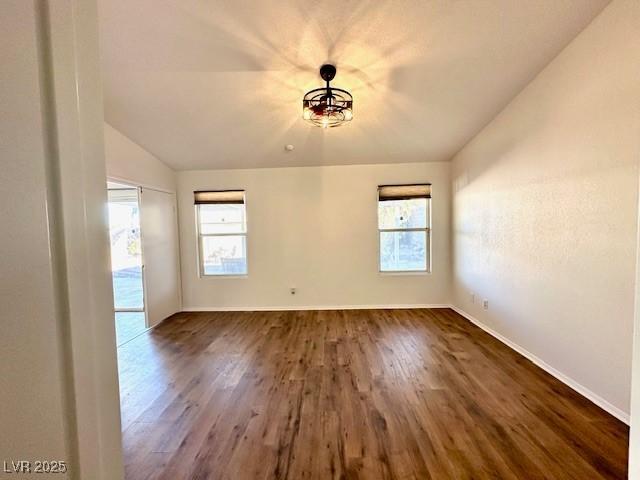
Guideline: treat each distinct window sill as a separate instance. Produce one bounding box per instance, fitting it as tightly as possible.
[378,270,431,276]
[199,274,249,279]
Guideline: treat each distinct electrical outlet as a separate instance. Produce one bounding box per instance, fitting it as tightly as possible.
[290,287,296,295]
[483,299,489,310]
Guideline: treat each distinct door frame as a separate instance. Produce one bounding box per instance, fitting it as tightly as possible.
[44,1,125,477]
[107,178,149,328]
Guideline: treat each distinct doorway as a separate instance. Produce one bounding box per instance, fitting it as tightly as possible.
[107,181,147,345]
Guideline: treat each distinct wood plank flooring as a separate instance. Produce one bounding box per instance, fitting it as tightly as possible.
[117,308,629,479]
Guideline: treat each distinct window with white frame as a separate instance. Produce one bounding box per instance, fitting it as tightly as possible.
[195,190,247,276]
[377,184,431,272]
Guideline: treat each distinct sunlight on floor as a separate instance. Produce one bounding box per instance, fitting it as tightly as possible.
[115,312,146,346]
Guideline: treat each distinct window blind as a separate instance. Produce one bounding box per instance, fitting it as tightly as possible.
[108,188,139,203]
[378,184,431,201]
[194,190,245,205]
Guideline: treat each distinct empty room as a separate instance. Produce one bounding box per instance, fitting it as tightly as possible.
[2,0,640,479]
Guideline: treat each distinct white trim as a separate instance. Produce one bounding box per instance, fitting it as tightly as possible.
[46,1,124,477]
[449,305,630,425]
[376,193,432,275]
[195,202,249,278]
[107,174,175,194]
[379,271,432,276]
[136,186,150,328]
[182,304,451,312]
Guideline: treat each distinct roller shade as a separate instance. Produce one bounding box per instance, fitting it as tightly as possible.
[378,184,431,201]
[108,188,138,203]
[194,190,245,205]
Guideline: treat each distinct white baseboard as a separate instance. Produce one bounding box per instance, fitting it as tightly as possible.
[182,304,451,312]
[449,305,630,425]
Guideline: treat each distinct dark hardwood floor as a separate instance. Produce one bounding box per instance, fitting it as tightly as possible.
[117,308,629,479]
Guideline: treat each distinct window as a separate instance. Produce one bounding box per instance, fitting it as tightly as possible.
[195,190,247,276]
[378,184,431,272]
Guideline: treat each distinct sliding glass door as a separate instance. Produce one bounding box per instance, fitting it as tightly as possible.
[108,186,146,345]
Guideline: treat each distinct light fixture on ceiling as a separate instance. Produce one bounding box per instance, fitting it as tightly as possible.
[302,64,353,128]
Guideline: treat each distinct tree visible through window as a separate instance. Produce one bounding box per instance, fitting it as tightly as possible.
[378,185,430,272]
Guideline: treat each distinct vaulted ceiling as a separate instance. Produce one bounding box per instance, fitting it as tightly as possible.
[99,0,609,170]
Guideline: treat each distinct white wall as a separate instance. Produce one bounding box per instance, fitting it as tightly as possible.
[1,1,73,470]
[178,162,451,310]
[1,0,124,478]
[631,186,640,477]
[451,0,639,420]
[104,122,176,192]
[103,122,182,324]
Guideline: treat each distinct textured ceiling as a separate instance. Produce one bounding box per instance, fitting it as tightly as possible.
[99,0,609,171]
